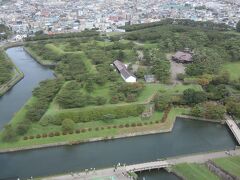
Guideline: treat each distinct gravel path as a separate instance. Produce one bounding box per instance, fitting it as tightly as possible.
[166,54,186,85]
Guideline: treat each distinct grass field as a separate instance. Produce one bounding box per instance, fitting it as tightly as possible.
[213,156,240,177]
[222,62,240,81]
[0,106,188,150]
[173,163,220,180]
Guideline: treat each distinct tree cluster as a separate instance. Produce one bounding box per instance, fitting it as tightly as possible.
[109,82,145,103]
[0,51,13,85]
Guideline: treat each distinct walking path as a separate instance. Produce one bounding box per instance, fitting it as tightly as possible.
[43,167,130,180]
[43,149,240,180]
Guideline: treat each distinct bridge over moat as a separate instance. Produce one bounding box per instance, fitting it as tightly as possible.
[225,116,240,145]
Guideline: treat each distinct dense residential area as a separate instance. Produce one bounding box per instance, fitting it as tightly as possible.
[0,1,240,180]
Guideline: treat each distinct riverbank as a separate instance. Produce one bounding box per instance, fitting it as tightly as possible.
[0,111,175,153]
[23,46,56,67]
[1,108,229,154]
[0,43,24,96]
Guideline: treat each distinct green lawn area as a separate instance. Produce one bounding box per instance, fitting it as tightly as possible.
[0,111,164,150]
[25,111,164,136]
[213,156,240,177]
[222,62,240,81]
[45,43,64,55]
[173,163,220,180]
[71,51,96,73]
[138,83,202,102]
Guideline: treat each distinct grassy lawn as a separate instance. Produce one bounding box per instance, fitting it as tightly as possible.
[71,51,96,73]
[213,156,240,177]
[173,163,220,180]
[45,43,64,55]
[222,62,240,81]
[0,99,189,150]
[0,111,165,150]
[25,111,164,136]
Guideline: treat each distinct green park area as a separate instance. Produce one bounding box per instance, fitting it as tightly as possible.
[172,156,240,180]
[222,62,240,81]
[173,163,219,180]
[213,156,240,177]
[1,20,240,150]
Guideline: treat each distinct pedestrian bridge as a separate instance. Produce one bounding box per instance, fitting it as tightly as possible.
[126,160,170,172]
[226,118,240,145]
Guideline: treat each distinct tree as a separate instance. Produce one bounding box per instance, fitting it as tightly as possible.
[62,119,75,132]
[183,89,207,105]
[16,122,30,135]
[225,97,240,118]
[2,124,17,142]
[95,96,107,105]
[237,21,240,32]
[191,102,226,120]
[154,94,171,111]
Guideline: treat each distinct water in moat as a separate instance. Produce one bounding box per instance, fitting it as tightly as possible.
[0,47,237,180]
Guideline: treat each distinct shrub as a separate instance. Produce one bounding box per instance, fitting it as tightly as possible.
[48,132,54,137]
[29,135,34,139]
[155,121,159,124]
[42,133,48,138]
[101,127,105,130]
[16,123,30,135]
[125,124,130,128]
[2,125,17,142]
[144,122,148,125]
[107,126,111,129]
[23,136,28,140]
[62,119,75,132]
[131,123,136,127]
[119,125,124,128]
[88,128,92,131]
[36,134,41,138]
[62,132,67,135]
[75,129,80,134]
[81,129,86,133]
[69,131,73,134]
[55,132,60,136]
[95,127,99,131]
[137,122,143,126]
[113,125,117,128]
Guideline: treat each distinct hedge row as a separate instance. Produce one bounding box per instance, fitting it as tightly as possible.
[23,120,161,140]
[40,104,145,126]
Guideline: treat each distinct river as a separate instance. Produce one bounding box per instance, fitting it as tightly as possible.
[0,47,54,129]
[0,47,237,180]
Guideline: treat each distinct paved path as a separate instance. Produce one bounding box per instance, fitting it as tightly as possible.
[166,53,186,85]
[43,149,240,180]
[167,149,240,165]
[43,167,130,180]
[226,117,240,145]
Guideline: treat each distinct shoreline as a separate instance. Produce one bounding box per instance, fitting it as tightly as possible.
[0,124,173,154]
[0,115,223,154]
[23,46,56,67]
[0,43,25,96]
